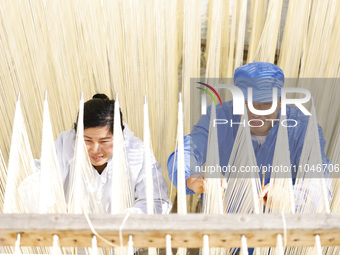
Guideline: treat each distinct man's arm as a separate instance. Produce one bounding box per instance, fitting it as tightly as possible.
[167,112,211,195]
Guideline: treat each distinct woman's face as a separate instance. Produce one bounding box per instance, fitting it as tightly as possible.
[83,126,113,173]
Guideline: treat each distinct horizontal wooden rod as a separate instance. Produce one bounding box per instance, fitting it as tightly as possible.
[0,213,339,248]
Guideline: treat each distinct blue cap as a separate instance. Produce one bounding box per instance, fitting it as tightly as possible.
[233,62,284,102]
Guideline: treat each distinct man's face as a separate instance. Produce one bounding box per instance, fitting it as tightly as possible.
[84,126,113,173]
[245,99,281,136]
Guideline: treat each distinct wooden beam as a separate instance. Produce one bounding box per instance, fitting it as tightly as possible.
[0,213,339,248]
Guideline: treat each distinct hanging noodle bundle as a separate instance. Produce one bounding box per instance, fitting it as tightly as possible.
[180,0,201,213]
[278,0,312,77]
[0,149,6,213]
[203,103,224,215]
[16,94,66,214]
[111,95,134,215]
[256,113,295,255]
[253,0,283,63]
[3,96,35,214]
[175,94,187,255]
[205,0,224,78]
[234,0,248,69]
[265,112,295,215]
[202,103,226,255]
[221,110,261,254]
[222,112,261,216]
[182,0,201,134]
[67,94,104,214]
[247,0,268,63]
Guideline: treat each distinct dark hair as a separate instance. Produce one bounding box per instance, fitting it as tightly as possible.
[74,93,124,133]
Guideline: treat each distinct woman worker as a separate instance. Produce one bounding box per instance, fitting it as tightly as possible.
[38,93,171,214]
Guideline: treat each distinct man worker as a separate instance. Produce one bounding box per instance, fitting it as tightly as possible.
[167,61,331,205]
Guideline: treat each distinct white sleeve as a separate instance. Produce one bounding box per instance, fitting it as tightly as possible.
[53,130,76,201]
[133,154,172,214]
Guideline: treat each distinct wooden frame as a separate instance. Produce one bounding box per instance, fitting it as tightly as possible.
[0,213,339,248]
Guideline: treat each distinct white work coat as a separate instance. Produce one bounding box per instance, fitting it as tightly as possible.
[35,124,171,214]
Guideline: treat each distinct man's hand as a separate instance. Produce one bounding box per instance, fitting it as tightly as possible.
[186,174,205,194]
[259,183,271,206]
[259,183,292,209]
